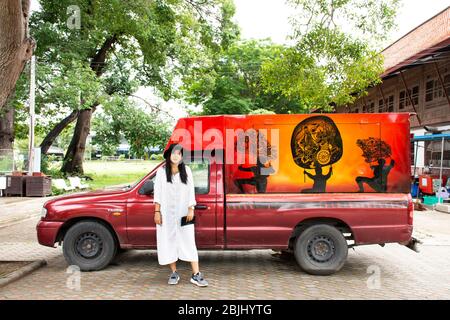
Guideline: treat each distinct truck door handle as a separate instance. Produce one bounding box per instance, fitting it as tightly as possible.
[195,204,208,210]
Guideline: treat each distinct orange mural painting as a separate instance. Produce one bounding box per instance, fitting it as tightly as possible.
[166,113,411,194]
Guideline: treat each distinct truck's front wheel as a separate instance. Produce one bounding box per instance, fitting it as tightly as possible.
[294,224,348,275]
[63,221,117,271]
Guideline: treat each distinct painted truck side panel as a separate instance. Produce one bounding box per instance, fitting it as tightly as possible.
[225,193,411,248]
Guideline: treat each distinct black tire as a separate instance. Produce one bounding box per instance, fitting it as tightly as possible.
[294,224,348,275]
[63,221,117,271]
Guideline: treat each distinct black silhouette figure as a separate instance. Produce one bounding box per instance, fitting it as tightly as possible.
[302,162,333,193]
[234,157,275,193]
[356,158,395,192]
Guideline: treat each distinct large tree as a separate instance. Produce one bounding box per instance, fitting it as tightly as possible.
[261,0,400,111]
[183,39,303,115]
[29,0,238,174]
[0,0,34,151]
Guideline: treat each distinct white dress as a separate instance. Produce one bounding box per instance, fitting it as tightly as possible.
[153,166,198,265]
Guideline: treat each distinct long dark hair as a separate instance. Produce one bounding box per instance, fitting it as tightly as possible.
[164,144,188,184]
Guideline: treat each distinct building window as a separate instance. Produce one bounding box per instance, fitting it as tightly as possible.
[378,99,384,112]
[378,95,394,112]
[445,74,450,96]
[367,101,375,113]
[400,85,419,108]
[425,79,446,103]
[411,86,419,106]
[425,80,434,102]
[399,91,406,109]
[387,95,394,112]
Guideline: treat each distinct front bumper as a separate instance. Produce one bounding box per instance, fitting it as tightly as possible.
[36,220,64,248]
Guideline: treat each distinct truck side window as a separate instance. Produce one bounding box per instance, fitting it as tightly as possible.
[186,159,210,194]
[138,175,156,195]
[139,160,210,195]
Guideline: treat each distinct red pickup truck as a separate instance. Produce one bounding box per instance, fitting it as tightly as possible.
[37,114,415,275]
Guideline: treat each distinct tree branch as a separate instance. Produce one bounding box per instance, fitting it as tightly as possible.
[129,94,175,120]
[90,34,118,77]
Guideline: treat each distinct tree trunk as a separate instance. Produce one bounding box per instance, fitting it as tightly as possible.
[61,108,94,175]
[41,35,118,174]
[0,0,34,112]
[0,101,15,153]
[40,109,80,154]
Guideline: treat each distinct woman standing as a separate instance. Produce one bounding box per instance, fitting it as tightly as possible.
[153,143,209,287]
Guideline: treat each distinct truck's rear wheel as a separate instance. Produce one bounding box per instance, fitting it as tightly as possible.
[63,221,117,271]
[294,224,348,275]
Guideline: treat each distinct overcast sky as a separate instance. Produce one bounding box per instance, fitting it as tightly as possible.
[233,0,450,47]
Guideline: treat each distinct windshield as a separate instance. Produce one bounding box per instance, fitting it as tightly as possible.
[121,174,147,191]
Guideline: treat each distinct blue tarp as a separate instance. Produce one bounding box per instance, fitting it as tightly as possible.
[412,133,450,141]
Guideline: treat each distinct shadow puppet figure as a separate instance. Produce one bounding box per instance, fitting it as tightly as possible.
[302,161,333,193]
[234,157,275,193]
[356,158,395,192]
[291,116,343,194]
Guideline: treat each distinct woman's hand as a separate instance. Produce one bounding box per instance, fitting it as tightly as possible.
[186,207,194,222]
[154,211,162,225]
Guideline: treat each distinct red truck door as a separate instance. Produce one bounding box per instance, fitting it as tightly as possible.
[126,158,217,247]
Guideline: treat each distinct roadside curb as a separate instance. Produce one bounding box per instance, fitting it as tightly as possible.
[0,260,47,288]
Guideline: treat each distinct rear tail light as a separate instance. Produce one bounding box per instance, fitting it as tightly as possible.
[407,195,413,225]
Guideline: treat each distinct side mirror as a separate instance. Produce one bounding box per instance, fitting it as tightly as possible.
[139,180,154,196]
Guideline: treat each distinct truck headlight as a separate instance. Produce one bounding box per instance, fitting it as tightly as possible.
[41,207,48,218]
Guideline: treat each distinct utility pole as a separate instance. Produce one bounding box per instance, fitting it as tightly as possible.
[28,55,36,175]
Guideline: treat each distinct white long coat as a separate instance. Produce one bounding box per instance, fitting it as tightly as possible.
[153,166,198,265]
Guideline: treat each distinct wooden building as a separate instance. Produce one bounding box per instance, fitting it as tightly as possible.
[336,6,450,176]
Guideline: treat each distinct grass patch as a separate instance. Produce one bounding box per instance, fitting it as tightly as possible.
[84,160,161,190]
[45,160,162,191]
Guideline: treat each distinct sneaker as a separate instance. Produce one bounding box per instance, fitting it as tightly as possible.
[190,272,208,287]
[168,271,180,285]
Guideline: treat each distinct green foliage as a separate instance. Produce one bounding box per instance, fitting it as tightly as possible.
[0,154,13,173]
[40,154,50,175]
[92,96,171,159]
[51,185,66,196]
[150,153,164,161]
[184,40,303,115]
[261,0,400,111]
[249,108,276,115]
[41,154,65,177]
[29,0,239,99]
[50,123,75,153]
[91,112,120,156]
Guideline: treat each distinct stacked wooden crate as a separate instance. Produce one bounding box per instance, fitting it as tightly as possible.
[25,176,52,197]
[5,175,26,196]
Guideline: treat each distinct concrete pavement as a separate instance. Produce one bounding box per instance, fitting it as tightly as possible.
[0,197,449,299]
[0,196,55,229]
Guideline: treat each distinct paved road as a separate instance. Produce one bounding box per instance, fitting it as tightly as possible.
[0,207,449,299]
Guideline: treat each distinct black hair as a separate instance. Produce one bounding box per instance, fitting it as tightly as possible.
[164,144,188,184]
